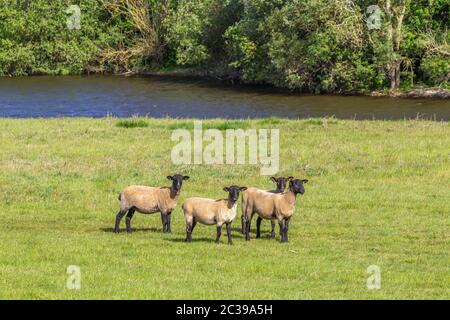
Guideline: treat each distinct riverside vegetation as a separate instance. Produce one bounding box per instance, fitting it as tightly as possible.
[0,0,449,94]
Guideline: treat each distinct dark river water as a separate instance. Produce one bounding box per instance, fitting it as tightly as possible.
[0,75,449,120]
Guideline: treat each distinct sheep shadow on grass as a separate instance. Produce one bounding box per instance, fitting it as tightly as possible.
[231,226,270,235]
[163,237,218,244]
[100,227,162,234]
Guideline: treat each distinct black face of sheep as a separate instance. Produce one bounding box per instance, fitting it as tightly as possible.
[271,176,293,192]
[223,185,247,202]
[167,174,189,191]
[289,179,308,195]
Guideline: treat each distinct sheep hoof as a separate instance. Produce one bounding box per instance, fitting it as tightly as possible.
[270,233,276,239]
[228,241,233,245]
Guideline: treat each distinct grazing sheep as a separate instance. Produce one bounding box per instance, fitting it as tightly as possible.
[183,186,247,245]
[114,174,189,234]
[242,178,308,243]
[240,176,293,238]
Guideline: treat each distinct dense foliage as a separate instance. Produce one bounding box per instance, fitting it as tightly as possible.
[0,0,448,93]
[0,0,111,75]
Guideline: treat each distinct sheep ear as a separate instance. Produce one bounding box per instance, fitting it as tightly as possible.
[288,176,294,180]
[223,187,229,192]
[183,176,190,180]
[167,176,173,180]
[270,177,277,182]
[239,187,247,191]
[302,179,309,184]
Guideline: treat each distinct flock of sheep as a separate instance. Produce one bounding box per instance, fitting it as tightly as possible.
[114,174,308,244]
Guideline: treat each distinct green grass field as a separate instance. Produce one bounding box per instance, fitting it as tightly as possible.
[0,118,449,299]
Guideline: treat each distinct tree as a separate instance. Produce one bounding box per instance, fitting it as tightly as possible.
[369,0,410,90]
[101,0,170,72]
[385,0,409,90]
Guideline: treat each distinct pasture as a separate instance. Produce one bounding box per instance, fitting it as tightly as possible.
[0,118,448,299]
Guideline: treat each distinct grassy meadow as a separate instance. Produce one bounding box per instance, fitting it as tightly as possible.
[0,117,449,299]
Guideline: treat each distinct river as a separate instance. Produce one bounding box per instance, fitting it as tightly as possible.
[0,75,449,120]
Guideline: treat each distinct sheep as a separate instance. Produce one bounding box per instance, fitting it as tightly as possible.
[182,185,247,245]
[240,176,293,238]
[114,174,189,234]
[242,178,308,243]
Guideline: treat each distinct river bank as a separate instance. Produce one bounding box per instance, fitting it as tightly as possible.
[141,69,450,99]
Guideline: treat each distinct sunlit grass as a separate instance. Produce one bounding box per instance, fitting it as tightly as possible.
[0,117,448,299]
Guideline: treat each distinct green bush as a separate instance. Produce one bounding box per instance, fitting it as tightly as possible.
[0,0,118,76]
[420,54,450,88]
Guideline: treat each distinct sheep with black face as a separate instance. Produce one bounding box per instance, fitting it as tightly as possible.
[115,174,189,234]
[240,176,292,238]
[242,178,308,243]
[182,185,247,245]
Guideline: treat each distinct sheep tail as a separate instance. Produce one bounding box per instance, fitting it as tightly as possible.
[118,193,121,201]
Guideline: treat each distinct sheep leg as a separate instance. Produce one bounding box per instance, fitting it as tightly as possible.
[270,219,276,239]
[215,224,223,244]
[185,223,192,242]
[166,211,172,233]
[185,226,191,242]
[284,217,291,242]
[226,223,233,245]
[161,213,165,232]
[161,213,169,233]
[279,220,287,243]
[243,202,252,238]
[245,217,252,241]
[114,210,127,233]
[185,218,195,242]
[189,220,197,242]
[125,209,135,233]
[285,217,291,232]
[241,215,245,235]
[256,217,262,239]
